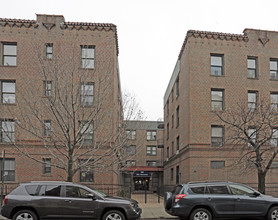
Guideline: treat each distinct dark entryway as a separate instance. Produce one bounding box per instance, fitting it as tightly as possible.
[134,177,149,191]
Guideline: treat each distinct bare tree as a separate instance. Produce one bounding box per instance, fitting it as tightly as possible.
[215,101,278,193]
[3,40,128,182]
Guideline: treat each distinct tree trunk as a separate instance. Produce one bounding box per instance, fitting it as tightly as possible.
[257,170,266,194]
[67,154,73,182]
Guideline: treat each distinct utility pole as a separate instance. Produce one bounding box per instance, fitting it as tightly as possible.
[1,150,5,207]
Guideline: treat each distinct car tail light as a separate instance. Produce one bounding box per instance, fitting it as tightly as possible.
[175,194,186,202]
[4,196,8,205]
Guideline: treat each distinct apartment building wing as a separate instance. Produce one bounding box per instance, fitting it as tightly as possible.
[123,120,164,192]
[0,14,123,192]
[163,29,278,194]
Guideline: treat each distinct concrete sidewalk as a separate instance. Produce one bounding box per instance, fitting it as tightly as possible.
[139,202,177,219]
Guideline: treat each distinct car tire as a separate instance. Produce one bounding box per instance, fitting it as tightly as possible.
[190,208,212,220]
[102,210,125,220]
[164,192,172,210]
[12,209,38,220]
[267,206,278,220]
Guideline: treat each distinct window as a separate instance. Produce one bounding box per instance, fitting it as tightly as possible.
[176,77,179,97]
[1,81,15,104]
[79,159,94,182]
[146,161,157,166]
[211,161,225,169]
[126,130,136,140]
[43,158,51,174]
[44,81,52,97]
[271,93,278,111]
[46,43,53,59]
[248,91,257,111]
[271,128,278,147]
[126,145,136,155]
[166,123,169,140]
[80,83,94,106]
[1,120,15,143]
[146,146,157,155]
[79,121,94,144]
[270,59,278,80]
[248,128,256,148]
[170,168,174,181]
[176,166,180,184]
[176,136,180,151]
[171,141,174,156]
[2,42,17,66]
[65,186,90,198]
[39,185,61,197]
[248,57,257,78]
[43,120,51,137]
[126,160,136,166]
[211,89,224,111]
[0,158,15,181]
[147,131,156,140]
[190,186,206,194]
[229,184,254,196]
[166,146,169,159]
[166,100,169,116]
[176,106,180,127]
[172,114,174,128]
[81,45,95,69]
[211,54,223,76]
[211,126,224,147]
[208,185,229,194]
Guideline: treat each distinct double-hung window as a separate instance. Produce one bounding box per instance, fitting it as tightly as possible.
[43,158,51,174]
[248,91,257,111]
[126,130,136,140]
[43,120,51,137]
[211,126,224,147]
[0,158,15,181]
[146,146,157,156]
[147,131,156,140]
[211,89,224,111]
[81,45,95,69]
[271,128,278,147]
[270,93,278,112]
[248,57,257,78]
[46,43,53,59]
[44,81,52,97]
[270,59,278,80]
[2,42,17,66]
[79,121,94,144]
[80,83,94,106]
[1,81,15,104]
[248,128,256,148]
[1,120,15,143]
[79,159,94,182]
[211,54,223,76]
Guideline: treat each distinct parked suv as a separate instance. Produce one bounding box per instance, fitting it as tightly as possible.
[164,181,278,220]
[1,181,141,220]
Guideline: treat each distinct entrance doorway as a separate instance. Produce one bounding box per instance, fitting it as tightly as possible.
[134,177,149,191]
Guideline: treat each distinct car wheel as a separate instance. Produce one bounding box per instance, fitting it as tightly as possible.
[12,210,38,220]
[268,206,278,220]
[102,210,125,220]
[190,208,212,220]
[164,192,173,210]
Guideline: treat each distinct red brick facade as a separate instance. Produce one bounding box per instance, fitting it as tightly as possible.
[0,14,123,193]
[163,29,278,195]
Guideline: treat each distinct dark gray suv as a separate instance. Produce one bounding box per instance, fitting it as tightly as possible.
[164,181,278,220]
[1,181,141,220]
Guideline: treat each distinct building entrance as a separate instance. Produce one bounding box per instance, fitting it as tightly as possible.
[134,177,149,191]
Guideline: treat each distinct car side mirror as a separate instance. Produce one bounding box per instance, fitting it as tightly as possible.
[87,193,97,200]
[252,192,261,197]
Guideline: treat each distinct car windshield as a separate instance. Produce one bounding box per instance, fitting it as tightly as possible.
[93,189,108,197]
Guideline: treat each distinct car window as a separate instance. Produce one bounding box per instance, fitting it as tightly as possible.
[208,185,229,194]
[25,185,39,196]
[66,186,91,198]
[39,185,61,197]
[173,185,183,195]
[229,184,255,196]
[190,186,205,194]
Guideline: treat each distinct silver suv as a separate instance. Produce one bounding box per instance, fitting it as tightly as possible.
[164,181,278,220]
[1,181,141,220]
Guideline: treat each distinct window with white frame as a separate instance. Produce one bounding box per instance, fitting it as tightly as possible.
[46,43,53,59]
[271,93,278,112]
[79,121,94,144]
[146,145,157,156]
[126,160,136,166]
[2,42,17,66]
[79,159,94,182]
[1,120,15,143]
[211,89,224,111]
[146,161,157,166]
[43,158,51,174]
[248,128,256,148]
[80,83,94,106]
[270,59,278,80]
[44,81,52,97]
[248,91,257,111]
[147,131,156,140]
[271,128,278,147]
[0,158,15,181]
[248,57,257,78]
[211,126,224,147]
[43,120,51,137]
[1,81,15,104]
[211,54,223,76]
[126,130,136,140]
[81,45,95,69]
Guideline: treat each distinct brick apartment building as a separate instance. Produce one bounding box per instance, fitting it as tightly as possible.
[122,120,164,193]
[0,14,123,192]
[163,29,278,194]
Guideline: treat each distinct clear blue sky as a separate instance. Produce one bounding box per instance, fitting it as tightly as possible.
[1,0,278,120]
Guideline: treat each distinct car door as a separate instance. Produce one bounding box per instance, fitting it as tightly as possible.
[229,183,266,216]
[206,184,235,216]
[60,185,100,219]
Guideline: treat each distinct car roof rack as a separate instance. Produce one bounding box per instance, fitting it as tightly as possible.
[187,180,231,184]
